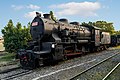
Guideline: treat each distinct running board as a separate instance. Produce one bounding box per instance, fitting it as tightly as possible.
[65,52,82,56]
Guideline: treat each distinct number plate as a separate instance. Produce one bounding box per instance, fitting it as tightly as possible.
[32,22,38,26]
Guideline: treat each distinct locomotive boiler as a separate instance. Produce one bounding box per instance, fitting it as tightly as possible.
[18,12,111,69]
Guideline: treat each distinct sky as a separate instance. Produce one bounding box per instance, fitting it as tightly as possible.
[0,0,120,36]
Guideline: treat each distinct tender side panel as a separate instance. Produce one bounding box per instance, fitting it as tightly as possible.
[101,32,111,45]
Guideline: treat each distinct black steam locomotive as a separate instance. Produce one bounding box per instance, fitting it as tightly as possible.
[18,12,111,68]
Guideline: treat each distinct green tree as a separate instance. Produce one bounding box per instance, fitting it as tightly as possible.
[94,21,115,34]
[115,30,120,35]
[1,20,31,53]
[50,11,57,21]
[82,21,115,34]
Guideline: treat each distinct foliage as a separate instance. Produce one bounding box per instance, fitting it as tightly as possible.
[50,11,57,21]
[115,30,120,35]
[82,21,115,35]
[0,53,15,62]
[1,20,32,53]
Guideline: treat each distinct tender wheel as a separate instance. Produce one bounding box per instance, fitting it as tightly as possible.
[62,48,67,60]
[96,47,100,52]
[104,45,107,50]
[63,55,68,60]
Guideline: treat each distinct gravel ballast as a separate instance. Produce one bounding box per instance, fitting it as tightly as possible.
[72,54,120,80]
[0,48,120,80]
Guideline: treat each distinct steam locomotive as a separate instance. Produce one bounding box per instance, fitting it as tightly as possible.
[18,12,111,69]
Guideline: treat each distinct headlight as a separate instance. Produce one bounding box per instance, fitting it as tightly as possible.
[52,44,55,48]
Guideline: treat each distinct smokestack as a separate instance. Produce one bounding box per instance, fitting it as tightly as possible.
[36,12,41,17]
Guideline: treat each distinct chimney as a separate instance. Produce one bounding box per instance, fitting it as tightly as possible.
[36,12,41,17]
[43,14,51,19]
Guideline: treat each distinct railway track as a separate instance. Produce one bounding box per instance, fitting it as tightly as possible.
[0,67,33,80]
[70,52,120,80]
[0,49,119,80]
[31,50,120,80]
[0,66,21,74]
[102,62,120,80]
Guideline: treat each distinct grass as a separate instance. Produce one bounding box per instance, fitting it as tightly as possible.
[0,40,16,65]
[0,53,16,62]
[114,45,120,49]
[112,45,120,51]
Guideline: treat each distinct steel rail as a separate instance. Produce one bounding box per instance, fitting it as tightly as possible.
[70,52,119,80]
[0,66,21,74]
[1,70,32,80]
[102,62,120,80]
